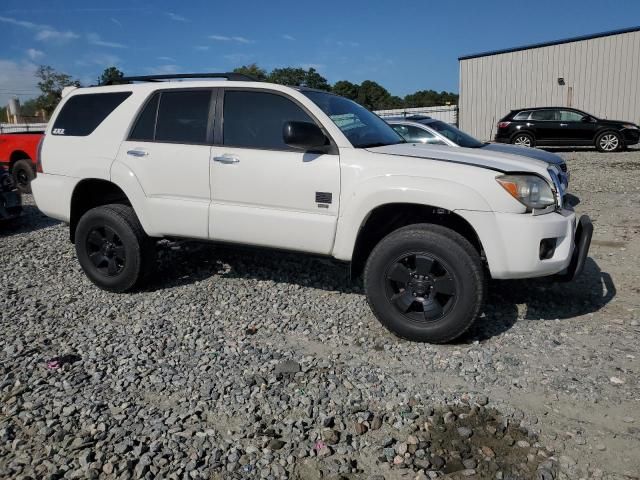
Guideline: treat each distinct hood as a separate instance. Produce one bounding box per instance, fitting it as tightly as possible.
[367,143,550,174]
[600,119,638,126]
[480,143,565,165]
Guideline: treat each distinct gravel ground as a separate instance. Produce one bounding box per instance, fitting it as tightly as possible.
[1,148,639,480]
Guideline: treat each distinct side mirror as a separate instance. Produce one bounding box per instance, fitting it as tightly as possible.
[283,121,328,151]
[581,115,592,122]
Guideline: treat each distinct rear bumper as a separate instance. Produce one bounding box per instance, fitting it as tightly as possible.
[0,190,22,220]
[31,173,76,223]
[457,208,590,280]
[494,132,511,143]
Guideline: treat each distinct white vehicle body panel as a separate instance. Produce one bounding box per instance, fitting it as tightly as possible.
[31,80,578,280]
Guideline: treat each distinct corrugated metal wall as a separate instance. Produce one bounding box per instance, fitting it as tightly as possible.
[459,30,640,141]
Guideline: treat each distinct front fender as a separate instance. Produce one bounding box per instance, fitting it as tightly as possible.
[331,175,493,261]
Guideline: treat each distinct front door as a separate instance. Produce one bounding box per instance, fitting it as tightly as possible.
[209,89,340,254]
[117,89,214,239]
[558,109,598,143]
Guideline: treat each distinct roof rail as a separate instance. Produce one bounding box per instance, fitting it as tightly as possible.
[103,72,256,85]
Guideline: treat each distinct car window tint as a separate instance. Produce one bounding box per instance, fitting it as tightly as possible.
[530,110,558,121]
[129,93,159,141]
[559,110,584,122]
[155,90,211,144]
[513,111,531,120]
[52,92,132,136]
[223,90,315,149]
[399,125,440,144]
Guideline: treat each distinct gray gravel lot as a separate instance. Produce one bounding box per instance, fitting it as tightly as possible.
[1,148,639,479]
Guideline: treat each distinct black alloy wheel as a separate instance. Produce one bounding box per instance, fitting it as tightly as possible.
[86,225,127,276]
[385,252,456,322]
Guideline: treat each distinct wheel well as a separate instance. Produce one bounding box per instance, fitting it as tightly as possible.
[70,179,130,243]
[350,203,484,280]
[511,130,534,141]
[10,150,32,165]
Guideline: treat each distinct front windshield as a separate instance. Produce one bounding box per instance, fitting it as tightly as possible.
[425,120,484,148]
[302,91,404,148]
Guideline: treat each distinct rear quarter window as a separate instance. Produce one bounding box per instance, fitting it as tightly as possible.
[52,92,132,136]
[513,111,531,120]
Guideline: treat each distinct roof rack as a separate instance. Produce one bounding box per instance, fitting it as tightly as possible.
[104,72,255,85]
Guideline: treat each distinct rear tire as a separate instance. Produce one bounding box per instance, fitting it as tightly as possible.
[595,131,622,152]
[75,204,156,292]
[11,159,34,194]
[364,224,486,343]
[511,133,535,148]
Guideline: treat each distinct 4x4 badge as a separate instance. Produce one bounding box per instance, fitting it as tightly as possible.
[52,128,65,135]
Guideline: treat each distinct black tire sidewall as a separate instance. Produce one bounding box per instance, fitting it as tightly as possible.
[511,133,535,148]
[12,160,34,194]
[75,206,143,292]
[364,226,484,343]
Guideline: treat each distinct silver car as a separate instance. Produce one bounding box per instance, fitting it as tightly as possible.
[386,116,570,189]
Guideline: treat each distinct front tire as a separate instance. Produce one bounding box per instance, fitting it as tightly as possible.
[75,204,156,292]
[511,132,535,148]
[364,224,485,343]
[595,131,622,152]
[11,159,34,194]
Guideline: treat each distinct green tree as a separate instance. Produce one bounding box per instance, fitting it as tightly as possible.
[268,67,308,86]
[404,89,458,107]
[233,63,268,81]
[35,65,81,115]
[303,68,330,91]
[332,80,359,100]
[356,80,398,110]
[99,66,124,85]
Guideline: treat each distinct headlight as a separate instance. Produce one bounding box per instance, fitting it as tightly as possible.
[622,124,639,130]
[496,174,556,210]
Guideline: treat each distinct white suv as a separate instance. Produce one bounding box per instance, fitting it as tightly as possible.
[32,73,592,343]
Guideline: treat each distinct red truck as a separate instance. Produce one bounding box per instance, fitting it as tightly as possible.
[0,131,44,193]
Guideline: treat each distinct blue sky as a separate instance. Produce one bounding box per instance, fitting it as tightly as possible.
[1,0,639,105]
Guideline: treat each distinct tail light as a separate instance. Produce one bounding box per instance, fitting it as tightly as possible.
[36,134,45,173]
[497,121,511,129]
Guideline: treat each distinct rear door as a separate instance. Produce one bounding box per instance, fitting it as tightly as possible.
[209,88,340,254]
[117,89,214,239]
[529,109,561,143]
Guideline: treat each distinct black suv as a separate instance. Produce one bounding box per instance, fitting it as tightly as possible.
[495,107,640,152]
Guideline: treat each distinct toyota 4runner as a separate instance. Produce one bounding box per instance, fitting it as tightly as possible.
[32,73,593,343]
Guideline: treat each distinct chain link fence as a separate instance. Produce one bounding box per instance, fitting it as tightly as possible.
[0,123,47,134]
[375,105,458,126]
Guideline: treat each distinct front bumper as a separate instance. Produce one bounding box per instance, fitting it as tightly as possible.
[0,190,22,220]
[457,208,591,280]
[622,128,640,145]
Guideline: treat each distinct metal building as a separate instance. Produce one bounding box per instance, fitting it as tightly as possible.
[458,26,640,141]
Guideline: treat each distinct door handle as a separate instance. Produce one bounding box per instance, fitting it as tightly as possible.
[213,155,240,164]
[559,123,568,127]
[127,149,148,157]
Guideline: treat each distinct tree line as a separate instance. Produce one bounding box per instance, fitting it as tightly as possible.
[233,63,458,110]
[2,64,458,121]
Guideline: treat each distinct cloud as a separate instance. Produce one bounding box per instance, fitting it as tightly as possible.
[76,53,121,68]
[111,18,123,28]
[166,12,188,22]
[336,40,360,47]
[145,64,180,75]
[194,46,210,51]
[87,33,126,49]
[282,34,295,41]
[209,35,252,44]
[0,15,79,44]
[157,56,176,62]
[26,48,44,60]
[0,59,39,105]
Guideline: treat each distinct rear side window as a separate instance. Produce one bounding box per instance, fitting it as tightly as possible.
[128,90,212,144]
[223,90,315,150]
[530,109,558,121]
[52,92,131,136]
[513,111,531,120]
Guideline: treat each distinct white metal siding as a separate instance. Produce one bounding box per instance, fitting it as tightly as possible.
[459,30,640,141]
